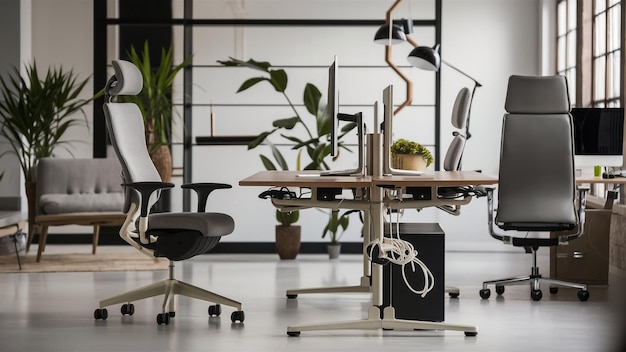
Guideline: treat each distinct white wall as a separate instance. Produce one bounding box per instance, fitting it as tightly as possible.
[22,0,552,251]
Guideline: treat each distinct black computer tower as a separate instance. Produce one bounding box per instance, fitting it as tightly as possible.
[382,222,445,322]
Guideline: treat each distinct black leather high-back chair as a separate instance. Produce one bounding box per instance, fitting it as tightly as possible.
[479,75,589,302]
[93,59,245,325]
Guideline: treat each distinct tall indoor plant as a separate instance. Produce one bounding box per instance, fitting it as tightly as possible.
[123,41,192,182]
[0,62,93,244]
[219,57,357,258]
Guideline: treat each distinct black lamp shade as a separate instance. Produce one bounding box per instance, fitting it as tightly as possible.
[373,24,406,45]
[407,45,441,71]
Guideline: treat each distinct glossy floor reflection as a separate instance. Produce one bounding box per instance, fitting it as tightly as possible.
[0,245,624,352]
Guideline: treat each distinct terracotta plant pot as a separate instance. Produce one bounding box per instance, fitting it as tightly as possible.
[275,225,301,260]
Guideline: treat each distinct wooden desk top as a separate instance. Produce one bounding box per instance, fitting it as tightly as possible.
[576,175,626,184]
[239,170,372,188]
[375,171,498,187]
[239,170,496,188]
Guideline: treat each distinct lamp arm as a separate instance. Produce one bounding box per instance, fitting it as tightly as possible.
[440,59,481,140]
[441,59,482,87]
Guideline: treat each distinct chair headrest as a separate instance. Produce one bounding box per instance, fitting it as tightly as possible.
[451,87,471,129]
[106,60,143,97]
[504,75,570,114]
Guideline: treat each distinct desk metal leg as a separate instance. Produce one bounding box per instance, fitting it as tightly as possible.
[285,209,373,299]
[286,276,370,298]
[287,305,477,336]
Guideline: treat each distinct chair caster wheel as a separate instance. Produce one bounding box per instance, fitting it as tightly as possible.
[168,312,175,318]
[549,286,558,294]
[94,308,108,320]
[231,310,245,323]
[157,313,171,325]
[495,285,505,295]
[577,290,590,302]
[208,304,221,317]
[479,289,491,299]
[287,331,301,337]
[120,304,135,316]
[286,294,298,299]
[465,331,478,337]
[531,289,543,301]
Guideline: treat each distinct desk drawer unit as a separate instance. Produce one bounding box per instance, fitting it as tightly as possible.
[550,208,610,285]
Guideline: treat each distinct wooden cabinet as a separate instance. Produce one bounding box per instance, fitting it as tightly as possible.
[550,198,612,285]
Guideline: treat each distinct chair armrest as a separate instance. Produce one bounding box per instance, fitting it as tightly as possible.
[122,181,175,217]
[181,183,232,212]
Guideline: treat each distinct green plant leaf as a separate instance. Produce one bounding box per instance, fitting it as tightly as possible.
[303,83,321,116]
[238,77,269,93]
[248,130,274,150]
[273,117,299,129]
[270,143,288,171]
[260,155,276,170]
[217,57,271,72]
[269,69,288,92]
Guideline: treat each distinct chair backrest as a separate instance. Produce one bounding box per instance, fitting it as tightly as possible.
[443,87,470,171]
[496,75,577,230]
[103,59,161,214]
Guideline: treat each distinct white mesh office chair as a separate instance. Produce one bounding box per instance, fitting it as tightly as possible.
[93,59,245,325]
[479,75,589,302]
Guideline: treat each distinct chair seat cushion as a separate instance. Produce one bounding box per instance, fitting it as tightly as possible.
[148,212,234,237]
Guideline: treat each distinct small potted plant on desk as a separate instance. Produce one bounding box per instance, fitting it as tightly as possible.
[391,138,434,171]
[275,210,300,260]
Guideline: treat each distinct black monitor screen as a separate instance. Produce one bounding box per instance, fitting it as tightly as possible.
[571,107,624,155]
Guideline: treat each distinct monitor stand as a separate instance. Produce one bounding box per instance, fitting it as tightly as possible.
[321,112,365,177]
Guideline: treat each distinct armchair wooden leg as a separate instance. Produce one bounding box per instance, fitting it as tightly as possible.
[36,225,49,263]
[26,224,36,253]
[92,225,100,254]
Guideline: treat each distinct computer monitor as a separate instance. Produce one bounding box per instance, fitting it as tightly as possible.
[381,85,429,176]
[571,107,624,168]
[320,56,364,177]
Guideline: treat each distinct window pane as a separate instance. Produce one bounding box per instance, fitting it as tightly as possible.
[594,55,606,101]
[606,52,614,99]
[557,37,566,72]
[612,51,621,98]
[608,5,621,51]
[567,0,577,31]
[594,12,607,55]
[558,1,567,35]
[567,31,576,67]
[567,68,577,106]
[596,0,606,13]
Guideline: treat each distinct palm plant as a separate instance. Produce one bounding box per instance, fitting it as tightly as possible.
[0,62,93,239]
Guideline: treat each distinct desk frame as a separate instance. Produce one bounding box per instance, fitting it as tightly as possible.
[240,134,497,337]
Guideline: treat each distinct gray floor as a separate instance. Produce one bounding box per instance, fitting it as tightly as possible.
[0,245,624,352]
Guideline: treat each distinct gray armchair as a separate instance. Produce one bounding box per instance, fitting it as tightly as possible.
[479,75,589,302]
[93,59,244,325]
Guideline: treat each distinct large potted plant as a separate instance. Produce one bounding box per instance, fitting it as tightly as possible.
[0,62,93,245]
[391,138,434,171]
[122,41,192,182]
[219,57,356,259]
[275,209,300,260]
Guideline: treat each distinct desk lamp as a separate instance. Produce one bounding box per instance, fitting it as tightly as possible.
[407,44,482,140]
